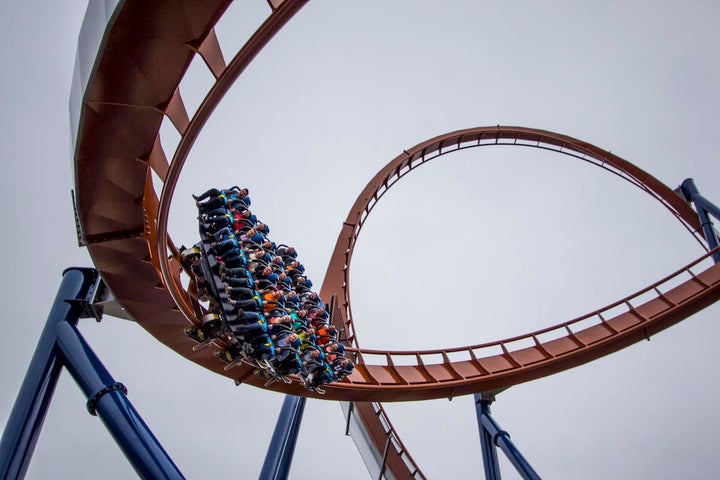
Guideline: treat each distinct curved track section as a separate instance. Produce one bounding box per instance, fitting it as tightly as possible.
[71,2,427,478]
[72,2,427,478]
[71,2,720,478]
[320,126,720,400]
[73,0,305,392]
[72,0,720,403]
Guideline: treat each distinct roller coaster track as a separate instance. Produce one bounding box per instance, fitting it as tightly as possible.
[320,125,720,401]
[71,1,720,478]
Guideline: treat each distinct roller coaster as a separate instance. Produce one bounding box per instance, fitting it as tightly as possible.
[2,1,719,479]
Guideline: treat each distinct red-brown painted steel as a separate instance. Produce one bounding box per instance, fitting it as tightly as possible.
[73,0,720,404]
[72,3,422,477]
[72,2,720,478]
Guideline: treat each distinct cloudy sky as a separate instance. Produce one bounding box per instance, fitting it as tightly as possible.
[1,1,719,479]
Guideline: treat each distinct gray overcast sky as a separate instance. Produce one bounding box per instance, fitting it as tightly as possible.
[1,1,720,479]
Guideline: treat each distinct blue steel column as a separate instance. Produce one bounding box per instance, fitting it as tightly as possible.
[476,397,541,480]
[0,267,96,480]
[679,179,720,263]
[259,395,306,480]
[54,320,185,480]
[475,394,502,480]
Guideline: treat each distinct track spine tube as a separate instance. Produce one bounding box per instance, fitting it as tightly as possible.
[259,395,306,480]
[0,267,96,480]
[54,320,185,480]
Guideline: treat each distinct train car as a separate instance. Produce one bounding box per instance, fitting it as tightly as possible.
[182,187,353,394]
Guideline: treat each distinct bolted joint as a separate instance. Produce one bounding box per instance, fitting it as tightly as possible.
[493,429,510,447]
[86,382,127,416]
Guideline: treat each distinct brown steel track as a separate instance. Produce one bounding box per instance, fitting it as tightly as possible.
[74,0,295,394]
[319,125,720,402]
[71,1,720,478]
[72,1,424,478]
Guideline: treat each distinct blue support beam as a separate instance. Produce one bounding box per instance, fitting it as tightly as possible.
[475,394,502,480]
[0,267,96,480]
[0,267,184,480]
[677,178,720,263]
[474,394,542,480]
[259,395,306,480]
[55,320,185,480]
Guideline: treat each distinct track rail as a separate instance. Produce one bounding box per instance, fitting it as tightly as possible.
[318,126,719,401]
[72,0,720,405]
[71,2,423,478]
[71,2,720,479]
